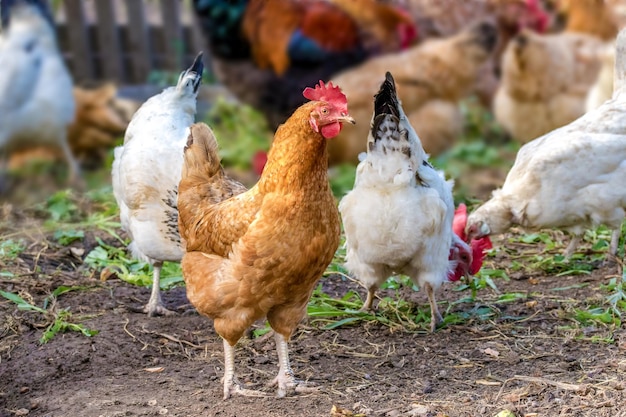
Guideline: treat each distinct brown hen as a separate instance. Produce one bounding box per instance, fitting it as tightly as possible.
[178,81,353,399]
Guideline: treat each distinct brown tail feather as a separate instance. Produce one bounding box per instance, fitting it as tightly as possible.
[182,122,222,182]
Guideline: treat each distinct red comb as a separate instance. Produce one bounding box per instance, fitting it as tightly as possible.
[452,203,468,241]
[302,80,348,108]
[469,236,493,275]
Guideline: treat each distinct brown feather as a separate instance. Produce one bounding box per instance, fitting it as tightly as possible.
[178,103,341,346]
[242,0,303,75]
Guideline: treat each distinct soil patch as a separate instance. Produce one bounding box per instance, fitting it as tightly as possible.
[1,211,625,417]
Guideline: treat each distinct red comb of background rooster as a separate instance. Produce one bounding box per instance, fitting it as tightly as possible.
[303,80,348,110]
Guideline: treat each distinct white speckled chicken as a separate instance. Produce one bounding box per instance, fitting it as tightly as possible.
[0,2,78,185]
[111,53,204,316]
[339,72,458,332]
[466,28,626,260]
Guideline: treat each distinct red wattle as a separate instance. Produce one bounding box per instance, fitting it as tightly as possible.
[321,122,342,139]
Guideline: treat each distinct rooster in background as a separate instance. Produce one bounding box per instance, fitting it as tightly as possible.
[178,81,353,399]
[0,0,79,189]
[192,0,417,130]
[112,53,204,317]
[339,72,461,332]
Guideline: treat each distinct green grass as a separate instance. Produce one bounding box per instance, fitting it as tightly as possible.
[83,237,183,290]
[0,289,98,344]
[205,98,271,172]
[0,239,25,261]
[5,95,625,342]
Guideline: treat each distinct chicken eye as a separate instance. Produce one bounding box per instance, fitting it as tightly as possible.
[321,108,329,115]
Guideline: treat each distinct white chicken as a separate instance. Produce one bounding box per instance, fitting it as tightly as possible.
[111,53,204,316]
[586,42,615,112]
[339,72,461,332]
[0,2,78,185]
[466,28,626,260]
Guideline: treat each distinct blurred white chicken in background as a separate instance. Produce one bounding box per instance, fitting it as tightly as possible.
[466,27,626,261]
[0,0,79,188]
[112,53,204,317]
[586,42,616,111]
[493,29,604,144]
[339,72,465,332]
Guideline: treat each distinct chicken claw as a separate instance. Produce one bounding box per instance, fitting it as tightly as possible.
[142,263,176,317]
[224,381,267,400]
[425,282,444,332]
[142,302,176,317]
[222,340,267,399]
[268,368,319,398]
[360,287,377,311]
[269,332,319,398]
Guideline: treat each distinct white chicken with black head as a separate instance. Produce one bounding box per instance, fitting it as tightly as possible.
[339,71,460,332]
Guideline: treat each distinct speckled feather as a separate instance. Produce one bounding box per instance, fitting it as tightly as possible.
[111,55,203,265]
[339,72,455,312]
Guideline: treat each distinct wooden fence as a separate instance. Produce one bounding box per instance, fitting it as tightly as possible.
[54,0,206,85]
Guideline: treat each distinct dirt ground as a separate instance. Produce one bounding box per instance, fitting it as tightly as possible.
[1,205,626,417]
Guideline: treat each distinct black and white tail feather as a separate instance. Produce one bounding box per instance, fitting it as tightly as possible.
[339,72,456,331]
[356,72,428,188]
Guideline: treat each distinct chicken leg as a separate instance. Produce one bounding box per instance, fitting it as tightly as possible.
[424,282,443,333]
[60,128,84,191]
[610,228,622,257]
[360,286,377,311]
[222,339,267,400]
[564,235,582,259]
[269,332,318,398]
[143,261,175,317]
[603,228,623,267]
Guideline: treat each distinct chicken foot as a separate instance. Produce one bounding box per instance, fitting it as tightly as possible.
[269,332,318,398]
[425,282,443,333]
[360,286,378,311]
[563,235,582,259]
[59,133,84,191]
[143,262,176,317]
[222,339,267,400]
[610,228,621,257]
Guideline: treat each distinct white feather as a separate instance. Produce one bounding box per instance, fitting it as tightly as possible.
[467,29,626,251]
[339,80,455,308]
[0,4,74,151]
[111,65,202,265]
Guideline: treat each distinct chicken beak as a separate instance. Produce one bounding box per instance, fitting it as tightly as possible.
[338,115,356,125]
[190,51,204,75]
